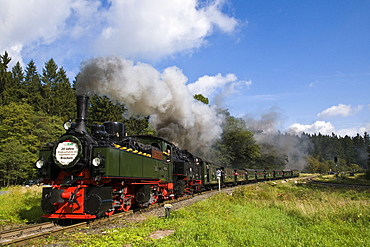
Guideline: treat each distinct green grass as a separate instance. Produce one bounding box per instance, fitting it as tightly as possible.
[37,180,370,247]
[0,185,44,228]
[316,173,370,186]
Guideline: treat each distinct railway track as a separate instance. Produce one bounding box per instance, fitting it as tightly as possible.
[0,190,205,246]
[310,179,370,188]
[0,221,57,245]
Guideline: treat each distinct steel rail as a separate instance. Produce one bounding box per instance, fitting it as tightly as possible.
[310,179,370,188]
[0,221,56,245]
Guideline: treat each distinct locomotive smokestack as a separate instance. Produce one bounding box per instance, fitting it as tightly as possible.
[75,94,89,134]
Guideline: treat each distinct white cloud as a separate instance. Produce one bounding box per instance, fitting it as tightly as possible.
[187,73,251,98]
[94,0,239,60]
[288,120,369,137]
[0,0,104,67]
[336,126,369,137]
[289,104,369,137]
[1,0,239,67]
[288,121,335,135]
[0,0,71,44]
[317,104,363,118]
[203,0,238,33]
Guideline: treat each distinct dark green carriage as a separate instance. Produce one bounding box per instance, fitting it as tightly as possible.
[283,170,293,178]
[274,170,283,179]
[201,164,248,186]
[233,168,247,184]
[201,160,220,186]
[222,167,235,184]
[255,169,265,181]
[292,169,300,177]
[265,170,274,180]
[245,169,256,183]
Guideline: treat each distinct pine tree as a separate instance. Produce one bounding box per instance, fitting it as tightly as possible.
[0,61,21,104]
[0,51,12,105]
[124,116,152,135]
[40,58,59,115]
[89,95,126,124]
[24,60,43,112]
[11,61,26,101]
[54,67,75,119]
[340,135,356,168]
[352,133,367,169]
[364,132,370,170]
[40,59,75,118]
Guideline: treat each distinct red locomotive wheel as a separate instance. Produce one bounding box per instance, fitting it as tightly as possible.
[161,188,169,200]
[105,210,114,216]
[122,186,133,212]
[149,194,158,205]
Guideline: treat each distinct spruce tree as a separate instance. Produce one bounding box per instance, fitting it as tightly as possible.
[40,59,75,119]
[24,60,43,112]
[341,135,356,168]
[40,58,59,115]
[12,61,26,100]
[89,95,126,124]
[54,67,75,119]
[0,51,12,105]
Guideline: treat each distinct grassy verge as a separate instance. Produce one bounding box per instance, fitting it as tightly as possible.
[315,173,370,186]
[0,185,44,229]
[37,180,370,247]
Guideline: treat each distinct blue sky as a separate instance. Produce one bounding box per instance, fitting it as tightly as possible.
[1,0,369,137]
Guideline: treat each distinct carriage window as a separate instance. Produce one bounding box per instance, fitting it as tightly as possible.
[151,143,160,150]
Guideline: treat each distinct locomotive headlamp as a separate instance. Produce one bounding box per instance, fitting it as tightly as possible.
[36,159,44,169]
[63,120,72,130]
[92,157,102,167]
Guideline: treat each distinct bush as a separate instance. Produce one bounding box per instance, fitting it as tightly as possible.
[364,170,370,180]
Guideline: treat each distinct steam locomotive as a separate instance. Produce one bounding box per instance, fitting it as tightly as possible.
[35,95,299,220]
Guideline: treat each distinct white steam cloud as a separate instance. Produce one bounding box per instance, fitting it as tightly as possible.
[244,108,311,170]
[76,56,224,153]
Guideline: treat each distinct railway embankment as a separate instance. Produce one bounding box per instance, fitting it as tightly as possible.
[1,175,370,246]
[30,176,370,246]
